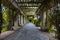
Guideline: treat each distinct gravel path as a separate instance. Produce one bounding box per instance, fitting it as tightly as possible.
[4,23,49,40]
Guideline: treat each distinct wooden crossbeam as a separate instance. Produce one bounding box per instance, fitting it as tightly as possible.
[16,2,41,4]
[15,0,42,7]
[9,0,25,15]
[17,3,41,7]
[15,0,43,3]
[15,1,41,7]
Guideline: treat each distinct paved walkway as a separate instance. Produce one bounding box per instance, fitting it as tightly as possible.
[0,31,14,40]
[3,23,49,40]
[0,23,58,40]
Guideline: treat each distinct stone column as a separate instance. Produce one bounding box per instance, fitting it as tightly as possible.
[41,9,46,30]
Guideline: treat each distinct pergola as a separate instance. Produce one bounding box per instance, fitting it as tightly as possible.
[0,0,60,39]
[0,0,58,29]
[0,0,60,32]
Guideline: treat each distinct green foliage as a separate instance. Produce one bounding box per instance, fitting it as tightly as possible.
[2,8,10,26]
[1,5,19,32]
[48,26,57,33]
[27,15,34,23]
[14,11,17,17]
[3,9,9,25]
[1,6,12,31]
[1,27,6,32]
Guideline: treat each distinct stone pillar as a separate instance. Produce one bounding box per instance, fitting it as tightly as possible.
[41,10,46,30]
[46,10,48,30]
[12,9,14,26]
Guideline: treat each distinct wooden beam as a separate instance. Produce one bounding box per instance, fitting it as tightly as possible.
[36,0,56,14]
[9,0,25,15]
[16,2,41,4]
[17,3,41,7]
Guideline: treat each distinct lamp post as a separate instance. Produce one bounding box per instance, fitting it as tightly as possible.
[0,0,2,33]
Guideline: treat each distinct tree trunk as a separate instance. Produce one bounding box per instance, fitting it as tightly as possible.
[0,0,2,33]
[55,1,60,39]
